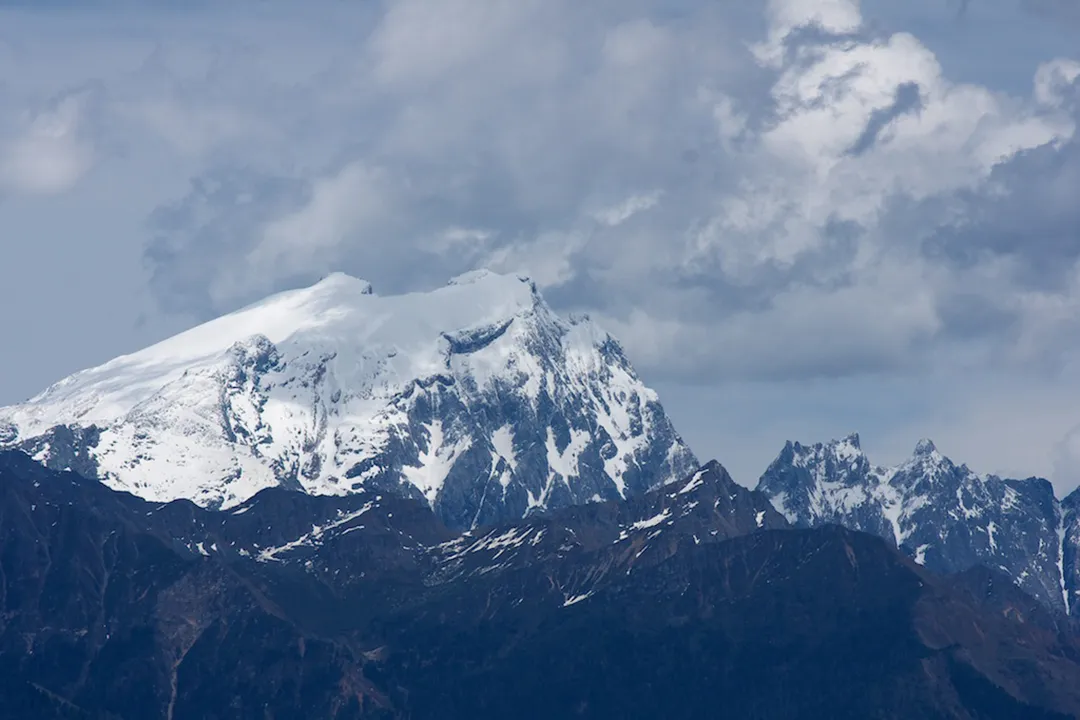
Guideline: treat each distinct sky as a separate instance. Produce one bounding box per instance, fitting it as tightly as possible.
[1,0,1080,491]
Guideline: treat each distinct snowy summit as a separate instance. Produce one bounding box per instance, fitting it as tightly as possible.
[757,434,1068,614]
[0,271,696,529]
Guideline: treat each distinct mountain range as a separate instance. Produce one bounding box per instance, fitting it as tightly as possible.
[3,274,1079,619]
[5,272,1080,717]
[5,452,1080,719]
[757,433,1080,616]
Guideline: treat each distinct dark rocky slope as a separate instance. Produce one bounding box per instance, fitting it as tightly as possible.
[3,451,1080,719]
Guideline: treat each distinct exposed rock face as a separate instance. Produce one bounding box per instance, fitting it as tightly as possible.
[0,271,696,530]
[757,434,1068,615]
[1060,489,1080,615]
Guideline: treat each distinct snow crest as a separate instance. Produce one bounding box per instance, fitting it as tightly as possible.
[0,272,696,529]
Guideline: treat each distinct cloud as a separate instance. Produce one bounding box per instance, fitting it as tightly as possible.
[144,168,310,315]
[137,0,749,310]
[600,256,942,381]
[0,87,98,195]
[1035,58,1080,108]
[592,191,663,227]
[127,96,270,159]
[232,162,396,304]
[484,230,587,288]
[369,0,555,89]
[1025,0,1080,24]
[121,0,1080,390]
[1054,423,1080,491]
[847,81,924,156]
[949,0,1080,25]
[606,0,1079,380]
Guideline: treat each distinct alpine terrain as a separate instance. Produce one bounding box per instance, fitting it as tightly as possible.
[5,452,1080,719]
[0,271,696,530]
[757,434,1074,615]
[5,273,1080,719]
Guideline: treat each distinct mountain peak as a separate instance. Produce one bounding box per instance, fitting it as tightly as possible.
[0,270,696,529]
[693,459,737,486]
[698,458,728,473]
[758,433,1070,614]
[314,271,373,295]
[913,438,938,457]
[828,432,863,461]
[447,268,517,286]
[787,432,863,455]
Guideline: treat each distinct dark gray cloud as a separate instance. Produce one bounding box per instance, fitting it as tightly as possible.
[919,64,1080,302]
[1025,0,1080,23]
[848,82,924,156]
[924,138,1080,292]
[144,169,310,317]
[949,0,1080,23]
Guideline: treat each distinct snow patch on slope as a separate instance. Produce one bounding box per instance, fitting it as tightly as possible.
[402,421,471,505]
[546,427,590,484]
[257,503,375,562]
[492,425,517,471]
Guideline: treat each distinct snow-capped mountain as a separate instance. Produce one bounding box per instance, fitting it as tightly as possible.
[0,270,696,529]
[756,434,1068,614]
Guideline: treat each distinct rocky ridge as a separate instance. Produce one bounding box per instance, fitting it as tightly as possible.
[757,433,1073,614]
[4,451,1080,719]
